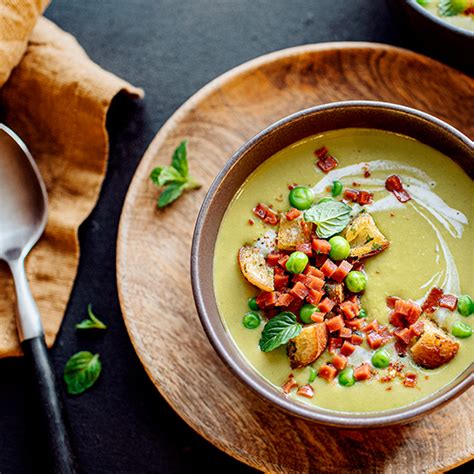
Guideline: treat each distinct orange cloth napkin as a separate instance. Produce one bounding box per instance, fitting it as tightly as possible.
[0,1,144,357]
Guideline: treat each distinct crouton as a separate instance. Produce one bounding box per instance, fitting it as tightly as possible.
[238,246,274,292]
[287,323,328,369]
[343,212,389,258]
[410,320,459,369]
[324,282,345,304]
[277,214,312,251]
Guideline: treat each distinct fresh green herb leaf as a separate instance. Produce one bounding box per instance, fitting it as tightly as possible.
[372,243,383,251]
[76,304,107,330]
[439,0,467,16]
[171,140,189,177]
[150,141,201,208]
[259,312,302,352]
[64,351,102,395]
[158,182,185,208]
[365,236,374,244]
[303,200,352,239]
[416,0,432,6]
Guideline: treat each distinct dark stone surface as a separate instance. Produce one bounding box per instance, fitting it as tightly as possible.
[0,1,471,472]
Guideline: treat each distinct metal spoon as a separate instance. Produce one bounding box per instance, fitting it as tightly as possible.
[0,124,75,473]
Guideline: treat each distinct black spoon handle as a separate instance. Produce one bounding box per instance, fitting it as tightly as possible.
[22,336,76,474]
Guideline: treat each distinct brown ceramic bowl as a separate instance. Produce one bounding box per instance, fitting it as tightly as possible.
[191,101,474,428]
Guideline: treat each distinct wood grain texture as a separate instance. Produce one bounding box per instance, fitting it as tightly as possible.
[117,43,474,473]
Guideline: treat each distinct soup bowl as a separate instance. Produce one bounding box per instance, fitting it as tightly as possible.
[191,101,473,427]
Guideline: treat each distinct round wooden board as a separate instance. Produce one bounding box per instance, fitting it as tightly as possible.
[117,43,474,473]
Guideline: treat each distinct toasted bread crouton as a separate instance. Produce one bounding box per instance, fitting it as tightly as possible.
[410,320,459,369]
[343,212,389,258]
[288,323,328,369]
[277,214,312,251]
[324,282,345,304]
[238,246,274,292]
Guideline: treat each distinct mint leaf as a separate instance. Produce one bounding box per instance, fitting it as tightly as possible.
[259,312,302,352]
[150,167,163,185]
[304,200,352,238]
[439,0,467,16]
[64,351,102,395]
[156,166,185,187]
[158,182,185,208]
[171,140,188,177]
[76,304,107,330]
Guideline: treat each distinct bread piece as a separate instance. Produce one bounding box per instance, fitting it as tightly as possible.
[277,214,312,251]
[238,246,274,292]
[288,323,328,369]
[410,320,459,369]
[343,212,389,258]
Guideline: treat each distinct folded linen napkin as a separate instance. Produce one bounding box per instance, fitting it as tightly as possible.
[0,1,144,357]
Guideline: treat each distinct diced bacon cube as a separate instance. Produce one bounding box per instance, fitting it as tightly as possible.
[439,293,458,311]
[332,353,347,371]
[386,296,401,309]
[343,188,359,202]
[326,315,344,333]
[274,274,289,290]
[395,340,408,357]
[304,265,325,279]
[296,242,312,256]
[290,282,309,300]
[332,260,353,283]
[282,375,298,394]
[354,363,372,381]
[292,273,307,284]
[403,372,417,388]
[394,299,412,316]
[385,175,403,192]
[275,293,294,307]
[314,254,328,268]
[328,337,343,354]
[318,364,337,382]
[278,254,289,269]
[320,259,338,278]
[366,331,383,349]
[319,297,336,313]
[405,301,422,324]
[286,208,301,221]
[363,319,379,333]
[341,341,356,356]
[350,333,364,346]
[312,239,331,255]
[310,312,326,323]
[357,190,373,205]
[297,384,314,398]
[345,318,364,330]
[317,155,338,173]
[256,291,279,308]
[307,289,324,306]
[340,301,360,320]
[305,275,325,291]
[377,326,392,345]
[266,252,282,266]
[421,287,443,313]
[394,327,414,345]
[389,311,405,328]
[252,202,268,220]
[315,146,329,159]
[409,320,424,337]
[264,210,279,226]
[339,327,352,339]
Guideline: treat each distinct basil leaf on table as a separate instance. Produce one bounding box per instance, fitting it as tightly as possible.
[150,140,201,208]
[64,351,102,395]
[76,304,107,330]
[304,200,352,239]
[259,312,302,352]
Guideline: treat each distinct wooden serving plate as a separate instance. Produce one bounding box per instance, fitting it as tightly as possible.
[117,43,474,473]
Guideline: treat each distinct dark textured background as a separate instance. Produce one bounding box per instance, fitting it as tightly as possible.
[0,1,471,472]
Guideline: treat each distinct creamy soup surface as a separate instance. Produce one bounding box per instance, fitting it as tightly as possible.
[213,128,473,413]
[420,1,474,31]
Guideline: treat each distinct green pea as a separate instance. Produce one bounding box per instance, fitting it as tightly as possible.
[451,321,472,338]
[242,311,261,329]
[300,304,318,324]
[286,251,309,274]
[308,366,317,384]
[358,308,367,319]
[318,197,334,204]
[338,367,355,387]
[248,297,259,311]
[289,186,314,210]
[345,271,367,293]
[331,180,343,197]
[457,295,474,317]
[372,349,391,368]
[328,235,350,261]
